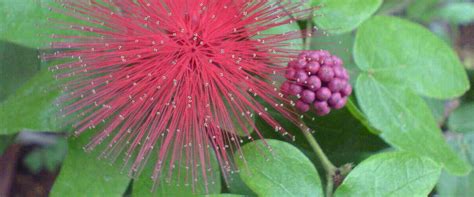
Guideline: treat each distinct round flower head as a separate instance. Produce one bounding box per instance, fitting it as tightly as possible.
[281,50,352,116]
[44,0,311,191]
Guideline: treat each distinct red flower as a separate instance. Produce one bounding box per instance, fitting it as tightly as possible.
[46,0,309,190]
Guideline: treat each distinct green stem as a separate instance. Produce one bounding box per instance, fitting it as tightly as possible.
[301,125,337,197]
[301,127,336,172]
[326,176,334,197]
[301,4,337,197]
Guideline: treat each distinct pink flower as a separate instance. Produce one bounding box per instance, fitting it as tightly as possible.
[46,0,309,190]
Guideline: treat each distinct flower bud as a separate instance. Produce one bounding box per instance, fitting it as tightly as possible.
[281,50,353,116]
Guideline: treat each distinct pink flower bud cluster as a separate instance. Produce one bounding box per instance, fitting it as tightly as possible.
[281,50,352,116]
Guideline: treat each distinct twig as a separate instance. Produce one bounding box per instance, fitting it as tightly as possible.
[301,125,337,197]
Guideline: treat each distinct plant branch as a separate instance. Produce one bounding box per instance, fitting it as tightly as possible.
[326,176,335,197]
[301,126,336,172]
[301,125,337,197]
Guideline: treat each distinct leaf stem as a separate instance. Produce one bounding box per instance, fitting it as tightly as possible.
[326,176,335,197]
[301,4,337,196]
[301,125,336,197]
[301,126,336,172]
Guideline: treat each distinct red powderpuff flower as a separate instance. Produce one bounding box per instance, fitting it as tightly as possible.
[45,0,310,190]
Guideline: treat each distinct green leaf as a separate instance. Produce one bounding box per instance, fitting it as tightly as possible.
[0,0,85,48]
[436,3,474,25]
[335,151,442,197]
[235,139,323,197]
[0,41,64,135]
[0,41,40,101]
[286,0,311,10]
[406,0,440,23]
[437,133,474,197]
[0,0,52,48]
[448,103,474,133]
[227,171,256,196]
[424,98,446,125]
[263,22,304,50]
[132,150,221,196]
[354,16,469,99]
[50,134,131,197]
[354,15,471,175]
[0,68,62,134]
[356,74,471,175]
[312,0,382,34]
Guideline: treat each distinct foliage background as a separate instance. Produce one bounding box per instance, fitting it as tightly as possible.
[1,0,474,196]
